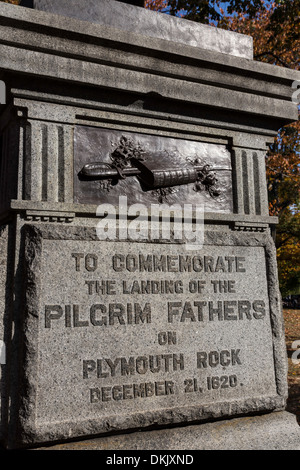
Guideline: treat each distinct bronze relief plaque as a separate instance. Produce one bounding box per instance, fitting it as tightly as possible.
[74,126,233,211]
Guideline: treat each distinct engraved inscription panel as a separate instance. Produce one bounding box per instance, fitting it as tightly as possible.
[74,127,233,211]
[19,227,286,442]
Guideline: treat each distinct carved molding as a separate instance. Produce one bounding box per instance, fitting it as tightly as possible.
[233,222,268,232]
[24,210,75,223]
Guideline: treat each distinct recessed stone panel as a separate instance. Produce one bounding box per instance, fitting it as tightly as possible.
[18,225,287,444]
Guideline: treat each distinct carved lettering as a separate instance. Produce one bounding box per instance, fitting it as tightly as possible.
[197,350,242,368]
[168,301,265,323]
[90,381,175,403]
[112,255,247,273]
[45,303,152,328]
[123,280,183,295]
[83,354,185,379]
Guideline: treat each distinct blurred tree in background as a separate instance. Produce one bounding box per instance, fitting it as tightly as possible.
[146,0,300,296]
[0,0,20,4]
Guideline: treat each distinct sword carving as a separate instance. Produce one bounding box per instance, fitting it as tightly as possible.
[78,136,222,200]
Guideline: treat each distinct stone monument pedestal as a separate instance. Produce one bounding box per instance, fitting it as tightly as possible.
[0,0,299,450]
[35,412,300,450]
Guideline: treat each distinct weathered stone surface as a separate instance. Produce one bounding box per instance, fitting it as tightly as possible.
[1,3,299,127]
[15,225,287,446]
[20,0,253,59]
[0,0,299,451]
[35,411,300,450]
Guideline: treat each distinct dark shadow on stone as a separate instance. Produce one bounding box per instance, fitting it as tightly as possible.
[117,0,144,6]
[19,0,34,7]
